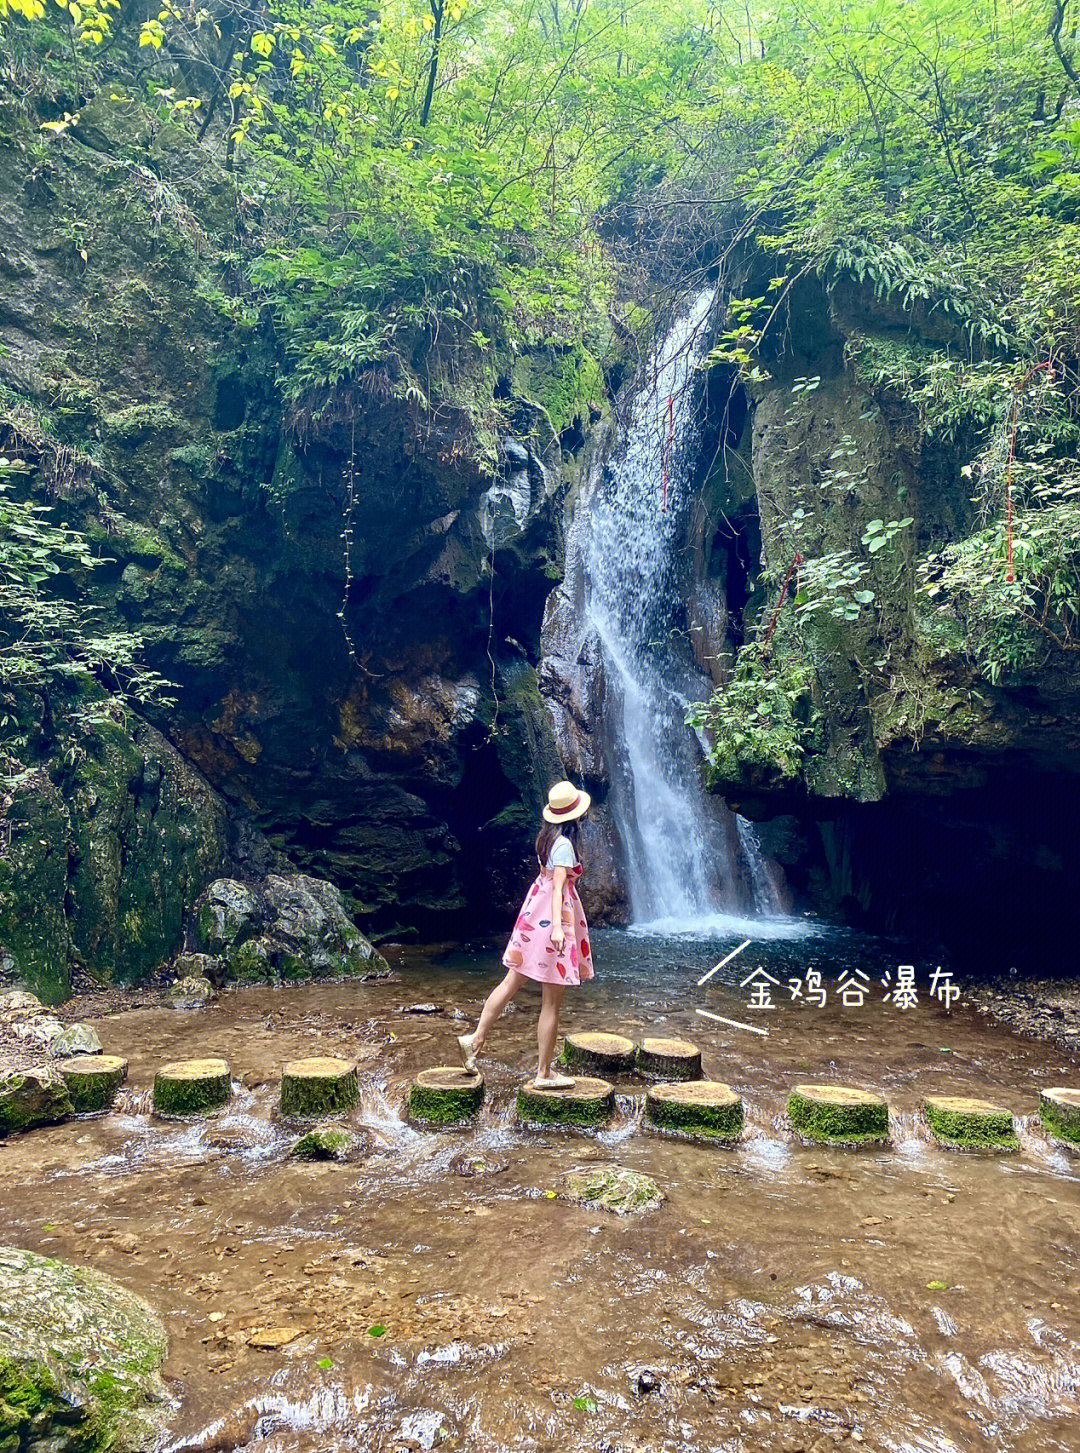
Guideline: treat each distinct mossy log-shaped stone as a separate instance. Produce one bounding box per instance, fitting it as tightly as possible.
[559,1031,636,1077]
[408,1066,485,1126]
[788,1084,890,1146]
[1039,1087,1080,1146]
[59,1054,128,1114]
[646,1080,744,1144]
[279,1057,358,1120]
[923,1095,1018,1151]
[153,1058,232,1118]
[517,1076,615,1128]
[635,1037,702,1081]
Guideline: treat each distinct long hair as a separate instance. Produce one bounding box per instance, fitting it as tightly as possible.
[535,816,580,865]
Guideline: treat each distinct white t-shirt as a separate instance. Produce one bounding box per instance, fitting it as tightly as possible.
[546,835,577,870]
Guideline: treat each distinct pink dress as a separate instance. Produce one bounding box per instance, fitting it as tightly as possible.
[501,843,594,986]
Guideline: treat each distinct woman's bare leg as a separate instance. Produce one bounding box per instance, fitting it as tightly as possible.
[537,983,566,1079]
[470,969,527,1052]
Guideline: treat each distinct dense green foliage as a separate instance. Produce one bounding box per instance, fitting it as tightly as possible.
[3,0,1080,790]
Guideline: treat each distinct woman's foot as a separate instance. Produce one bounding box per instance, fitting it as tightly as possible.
[534,1071,576,1090]
[457,1033,479,1072]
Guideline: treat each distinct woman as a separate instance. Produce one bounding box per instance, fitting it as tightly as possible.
[458,780,594,1087]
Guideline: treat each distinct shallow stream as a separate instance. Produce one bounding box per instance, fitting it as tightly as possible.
[4,925,1080,1452]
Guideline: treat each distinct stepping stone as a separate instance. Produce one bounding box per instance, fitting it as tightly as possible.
[560,1031,636,1076]
[636,1037,702,1081]
[923,1094,1018,1151]
[408,1066,485,1126]
[560,1164,664,1214]
[517,1076,615,1128]
[645,1080,744,1144]
[153,1058,232,1118]
[279,1057,358,1120]
[788,1083,889,1146]
[60,1055,128,1114]
[1039,1087,1080,1147]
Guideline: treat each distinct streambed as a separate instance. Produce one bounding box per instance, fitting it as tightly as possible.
[4,927,1080,1452]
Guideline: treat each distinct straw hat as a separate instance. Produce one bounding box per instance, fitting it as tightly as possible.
[542,779,592,824]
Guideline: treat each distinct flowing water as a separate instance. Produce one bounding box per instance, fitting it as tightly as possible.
[567,291,783,929]
[6,930,1080,1452]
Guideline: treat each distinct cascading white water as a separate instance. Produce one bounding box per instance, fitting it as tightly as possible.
[581,290,783,931]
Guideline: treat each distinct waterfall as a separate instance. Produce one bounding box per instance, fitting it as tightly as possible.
[556,288,788,934]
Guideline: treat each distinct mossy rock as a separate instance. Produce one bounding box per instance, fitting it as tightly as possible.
[290,1123,366,1162]
[153,1058,232,1118]
[645,1080,744,1144]
[59,1055,128,1115]
[408,1066,485,1126]
[0,1245,169,1452]
[1039,1087,1080,1147]
[923,1095,1018,1151]
[517,1076,615,1128]
[560,1164,664,1215]
[279,1057,358,1120]
[559,1032,636,1077]
[0,1068,72,1137]
[636,1038,702,1081]
[788,1084,890,1146]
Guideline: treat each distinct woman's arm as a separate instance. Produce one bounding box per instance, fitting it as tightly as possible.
[550,866,567,949]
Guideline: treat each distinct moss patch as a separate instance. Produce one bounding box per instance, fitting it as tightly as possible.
[153,1058,231,1118]
[1039,1087,1080,1146]
[408,1066,485,1126]
[788,1084,890,1146]
[923,1095,1017,1151]
[59,1055,128,1115]
[645,1080,744,1144]
[279,1057,358,1120]
[560,1164,663,1215]
[517,1076,615,1128]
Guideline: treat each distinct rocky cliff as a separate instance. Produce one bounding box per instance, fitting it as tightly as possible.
[0,100,596,998]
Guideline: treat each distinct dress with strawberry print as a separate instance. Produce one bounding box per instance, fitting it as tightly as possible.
[501,836,593,986]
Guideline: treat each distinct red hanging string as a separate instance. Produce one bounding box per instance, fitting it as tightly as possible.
[1004,360,1054,584]
[764,552,803,646]
[661,394,674,513]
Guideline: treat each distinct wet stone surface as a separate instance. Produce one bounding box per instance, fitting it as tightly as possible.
[2,927,1080,1452]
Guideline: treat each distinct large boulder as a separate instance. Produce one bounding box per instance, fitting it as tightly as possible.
[0,1246,168,1451]
[193,873,388,983]
[0,1068,72,1137]
[48,1023,103,1059]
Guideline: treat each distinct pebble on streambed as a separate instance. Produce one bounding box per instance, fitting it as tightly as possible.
[517,1076,615,1128]
[153,1058,232,1118]
[408,1066,485,1126]
[279,1057,358,1120]
[635,1037,702,1081]
[59,1054,128,1115]
[787,1084,890,1147]
[645,1080,744,1144]
[923,1094,1018,1151]
[559,1031,636,1077]
[1039,1087,1080,1147]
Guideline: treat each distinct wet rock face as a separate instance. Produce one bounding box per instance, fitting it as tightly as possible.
[193,874,388,983]
[0,1245,168,1450]
[0,113,580,962]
